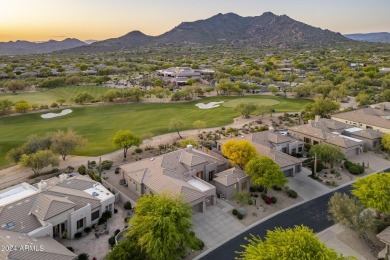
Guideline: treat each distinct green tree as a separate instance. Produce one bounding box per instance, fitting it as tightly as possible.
[268,85,279,95]
[112,130,142,159]
[328,192,374,238]
[222,140,256,169]
[127,193,196,260]
[245,156,288,189]
[5,80,28,92]
[303,98,340,119]
[56,98,66,106]
[0,99,14,115]
[50,129,87,160]
[106,239,146,260]
[312,81,334,99]
[14,100,31,113]
[352,172,390,214]
[74,92,94,104]
[237,225,351,260]
[177,138,198,148]
[234,102,257,118]
[381,133,390,153]
[355,92,373,107]
[169,118,184,139]
[193,120,207,134]
[103,89,120,102]
[257,105,272,118]
[309,143,344,168]
[20,150,59,175]
[234,190,251,206]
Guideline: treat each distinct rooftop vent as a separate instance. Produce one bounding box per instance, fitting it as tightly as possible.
[6,221,14,229]
[92,192,99,197]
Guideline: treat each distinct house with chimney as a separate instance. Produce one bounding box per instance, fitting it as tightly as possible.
[0,173,114,251]
[331,102,390,133]
[120,146,250,209]
[289,116,382,157]
[217,131,304,177]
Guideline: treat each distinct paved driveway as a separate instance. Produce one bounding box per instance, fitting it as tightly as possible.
[287,167,331,201]
[349,151,390,173]
[192,200,245,248]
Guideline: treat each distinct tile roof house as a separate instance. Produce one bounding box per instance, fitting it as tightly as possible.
[332,103,390,133]
[217,131,304,177]
[377,226,390,260]
[289,116,382,157]
[120,146,250,209]
[0,174,115,259]
[156,67,215,86]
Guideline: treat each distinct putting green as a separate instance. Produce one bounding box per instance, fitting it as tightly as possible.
[222,98,280,107]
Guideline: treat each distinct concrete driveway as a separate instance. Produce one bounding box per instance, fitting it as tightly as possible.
[192,200,245,248]
[287,167,331,201]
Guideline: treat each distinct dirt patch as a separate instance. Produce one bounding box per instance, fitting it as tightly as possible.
[226,189,303,226]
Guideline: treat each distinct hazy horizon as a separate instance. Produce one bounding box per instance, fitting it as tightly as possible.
[1,0,390,42]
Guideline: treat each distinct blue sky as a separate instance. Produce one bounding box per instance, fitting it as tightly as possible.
[1,0,389,41]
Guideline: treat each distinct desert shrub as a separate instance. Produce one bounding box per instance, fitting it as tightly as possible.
[344,160,353,169]
[249,186,257,192]
[261,193,267,199]
[84,227,92,233]
[348,164,365,175]
[237,213,244,220]
[191,237,205,250]
[114,208,118,214]
[248,199,253,205]
[101,160,113,170]
[67,246,75,252]
[287,189,298,198]
[108,236,116,246]
[271,196,277,204]
[272,185,282,191]
[74,232,82,239]
[256,186,265,192]
[77,253,89,260]
[135,148,143,153]
[253,193,259,198]
[50,102,58,108]
[86,169,100,182]
[78,165,86,175]
[232,209,238,215]
[264,196,273,204]
[114,229,120,236]
[124,201,132,210]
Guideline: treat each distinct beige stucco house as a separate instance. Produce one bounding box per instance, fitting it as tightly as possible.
[217,130,304,177]
[289,116,382,157]
[120,146,250,212]
[332,103,390,133]
[0,174,115,259]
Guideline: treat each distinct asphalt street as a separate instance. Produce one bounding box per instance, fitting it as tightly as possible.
[201,185,352,260]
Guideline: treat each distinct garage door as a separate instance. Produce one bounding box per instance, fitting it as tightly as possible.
[192,202,203,213]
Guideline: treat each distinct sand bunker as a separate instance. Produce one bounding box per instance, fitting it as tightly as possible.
[41,109,72,119]
[195,101,224,109]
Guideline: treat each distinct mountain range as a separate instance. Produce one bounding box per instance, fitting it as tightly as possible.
[0,38,86,55]
[1,12,354,55]
[65,12,350,54]
[344,32,390,43]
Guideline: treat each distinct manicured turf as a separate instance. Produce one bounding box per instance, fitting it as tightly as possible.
[222,98,280,107]
[0,95,311,167]
[0,86,113,105]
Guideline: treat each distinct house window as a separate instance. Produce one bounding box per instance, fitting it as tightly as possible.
[105,204,112,212]
[91,210,100,221]
[77,218,84,230]
[313,140,319,145]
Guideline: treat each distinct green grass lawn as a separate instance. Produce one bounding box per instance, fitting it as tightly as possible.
[0,95,311,167]
[222,98,280,107]
[0,86,113,105]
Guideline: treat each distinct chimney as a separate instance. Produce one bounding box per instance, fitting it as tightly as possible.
[59,173,68,183]
[37,180,47,191]
[315,115,321,122]
[186,144,193,151]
